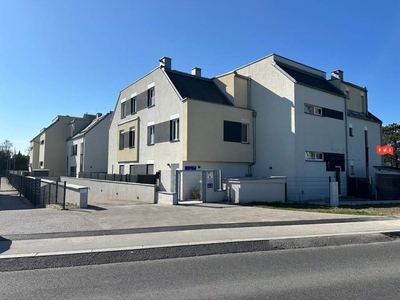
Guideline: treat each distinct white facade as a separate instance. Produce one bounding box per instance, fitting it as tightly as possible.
[67,112,112,177]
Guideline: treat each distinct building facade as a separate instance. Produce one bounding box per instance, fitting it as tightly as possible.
[66,112,112,177]
[108,57,255,192]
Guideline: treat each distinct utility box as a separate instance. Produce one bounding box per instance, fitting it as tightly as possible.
[330,182,339,207]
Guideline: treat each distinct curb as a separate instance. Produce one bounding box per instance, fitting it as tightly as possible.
[1,232,398,272]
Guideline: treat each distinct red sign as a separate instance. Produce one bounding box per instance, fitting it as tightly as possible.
[376,145,394,155]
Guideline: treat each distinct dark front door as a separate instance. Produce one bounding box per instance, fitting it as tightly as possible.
[335,166,341,195]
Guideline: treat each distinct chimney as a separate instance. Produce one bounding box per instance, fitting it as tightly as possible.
[159,56,172,70]
[331,69,343,81]
[191,67,202,77]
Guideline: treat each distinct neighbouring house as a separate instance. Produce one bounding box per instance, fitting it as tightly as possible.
[108,57,255,193]
[29,114,99,176]
[66,112,113,177]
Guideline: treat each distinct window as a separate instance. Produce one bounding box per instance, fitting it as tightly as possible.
[349,127,353,137]
[129,128,135,148]
[148,87,155,107]
[129,165,135,175]
[40,139,45,145]
[71,145,77,156]
[305,151,323,161]
[148,125,155,145]
[146,164,154,175]
[119,165,125,175]
[121,102,126,118]
[40,161,44,167]
[80,142,84,154]
[130,97,136,114]
[241,123,249,143]
[170,119,179,141]
[119,130,124,149]
[346,90,350,99]
[304,104,322,116]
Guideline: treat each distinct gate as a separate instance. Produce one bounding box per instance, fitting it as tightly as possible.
[176,170,205,202]
[347,177,372,199]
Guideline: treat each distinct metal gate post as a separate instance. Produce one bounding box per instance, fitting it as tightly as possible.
[202,171,207,203]
[62,181,67,210]
[175,170,180,203]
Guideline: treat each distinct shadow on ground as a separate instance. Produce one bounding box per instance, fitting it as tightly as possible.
[0,237,12,254]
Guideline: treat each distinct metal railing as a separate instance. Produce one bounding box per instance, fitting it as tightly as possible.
[78,172,157,184]
[7,172,67,208]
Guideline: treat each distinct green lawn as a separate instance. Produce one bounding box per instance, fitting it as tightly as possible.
[252,202,400,216]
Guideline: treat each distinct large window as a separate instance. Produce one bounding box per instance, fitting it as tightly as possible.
[148,125,155,145]
[119,130,124,149]
[223,120,250,143]
[148,87,155,107]
[170,119,179,141]
[129,127,135,148]
[305,151,323,161]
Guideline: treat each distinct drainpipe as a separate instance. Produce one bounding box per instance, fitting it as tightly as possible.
[344,95,349,179]
[248,110,257,176]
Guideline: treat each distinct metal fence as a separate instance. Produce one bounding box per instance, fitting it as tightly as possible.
[78,172,157,184]
[7,172,67,208]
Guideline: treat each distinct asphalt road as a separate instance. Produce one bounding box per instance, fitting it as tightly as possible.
[2,241,400,300]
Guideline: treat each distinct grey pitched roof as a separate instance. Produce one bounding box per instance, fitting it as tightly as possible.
[347,109,382,123]
[277,63,345,97]
[165,70,232,105]
[69,112,112,140]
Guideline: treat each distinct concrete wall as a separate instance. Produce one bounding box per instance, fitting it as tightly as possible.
[61,176,156,204]
[117,118,139,163]
[225,177,286,204]
[214,73,248,109]
[66,137,83,176]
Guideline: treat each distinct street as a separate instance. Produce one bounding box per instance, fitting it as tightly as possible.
[1,241,400,299]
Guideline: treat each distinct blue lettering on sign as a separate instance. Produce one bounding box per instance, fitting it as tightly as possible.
[185,166,197,170]
[207,183,213,189]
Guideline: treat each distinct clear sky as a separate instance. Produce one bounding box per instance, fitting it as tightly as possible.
[1,0,399,153]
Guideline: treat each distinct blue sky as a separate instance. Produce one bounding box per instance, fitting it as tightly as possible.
[1,0,399,153]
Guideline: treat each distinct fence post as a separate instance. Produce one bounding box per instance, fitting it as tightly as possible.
[55,180,59,204]
[62,181,66,210]
[19,176,22,196]
[48,183,51,204]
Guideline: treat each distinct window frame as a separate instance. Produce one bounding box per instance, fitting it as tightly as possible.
[147,87,155,107]
[241,123,249,143]
[148,125,155,145]
[304,104,322,116]
[170,118,179,141]
[129,127,135,148]
[130,97,136,114]
[121,102,126,119]
[305,151,324,161]
[119,130,125,150]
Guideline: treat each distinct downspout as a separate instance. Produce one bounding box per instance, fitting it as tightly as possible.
[344,95,349,179]
[245,77,256,176]
[248,110,257,176]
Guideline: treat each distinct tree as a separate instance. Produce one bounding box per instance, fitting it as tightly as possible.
[0,140,29,171]
[382,123,400,168]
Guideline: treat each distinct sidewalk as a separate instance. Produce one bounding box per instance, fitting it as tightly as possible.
[1,177,400,260]
[0,177,32,210]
